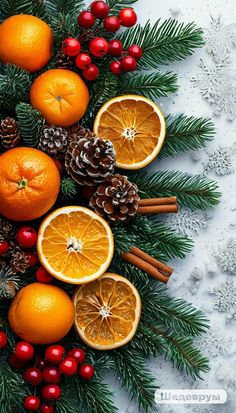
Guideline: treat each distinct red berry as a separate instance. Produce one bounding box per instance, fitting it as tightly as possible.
[75,53,92,69]
[128,44,143,59]
[45,345,65,364]
[82,64,99,81]
[78,364,95,380]
[109,40,123,56]
[15,341,34,361]
[90,37,109,57]
[68,348,85,364]
[25,251,38,267]
[62,37,81,57]
[59,357,77,376]
[77,11,95,29]
[53,159,64,175]
[110,61,122,75]
[121,55,137,71]
[23,367,42,386]
[36,357,48,371]
[36,267,54,284]
[24,396,41,411]
[42,366,61,384]
[42,384,61,402]
[16,226,37,249]
[0,240,9,256]
[119,8,137,27]
[9,353,26,369]
[90,1,110,18]
[104,15,120,32]
[0,331,8,349]
[41,404,54,413]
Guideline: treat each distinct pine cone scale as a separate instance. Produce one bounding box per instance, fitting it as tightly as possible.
[0,117,20,149]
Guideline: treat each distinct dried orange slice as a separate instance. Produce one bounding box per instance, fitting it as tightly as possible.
[73,273,141,350]
[37,206,114,284]
[93,95,166,170]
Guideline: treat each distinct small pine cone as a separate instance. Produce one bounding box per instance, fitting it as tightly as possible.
[10,248,29,274]
[0,117,20,149]
[39,124,69,157]
[0,261,19,299]
[0,217,14,242]
[56,51,74,69]
[68,124,86,144]
[90,174,140,222]
[65,127,116,186]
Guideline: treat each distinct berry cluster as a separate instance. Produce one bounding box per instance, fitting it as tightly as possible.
[61,1,142,80]
[0,337,95,412]
[0,225,38,267]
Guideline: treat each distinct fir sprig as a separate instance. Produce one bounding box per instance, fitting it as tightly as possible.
[107,0,138,14]
[0,64,31,109]
[118,71,178,99]
[131,170,221,210]
[16,103,44,147]
[0,0,32,22]
[160,115,215,158]
[75,377,118,413]
[44,0,85,19]
[117,19,204,69]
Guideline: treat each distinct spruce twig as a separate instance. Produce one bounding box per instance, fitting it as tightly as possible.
[118,71,178,99]
[16,103,45,147]
[0,0,32,22]
[117,19,204,69]
[107,0,138,14]
[160,115,215,158]
[131,170,221,210]
[0,64,31,108]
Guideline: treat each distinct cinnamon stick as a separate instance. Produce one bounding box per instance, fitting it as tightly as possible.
[139,197,177,206]
[137,204,178,214]
[122,252,169,283]
[130,246,173,276]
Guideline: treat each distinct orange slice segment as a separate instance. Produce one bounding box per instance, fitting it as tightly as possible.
[73,273,141,350]
[93,95,166,170]
[37,206,114,284]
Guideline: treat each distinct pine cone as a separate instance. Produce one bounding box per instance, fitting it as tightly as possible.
[68,124,85,143]
[0,261,18,299]
[56,51,74,70]
[39,124,69,157]
[65,127,116,186]
[0,217,14,242]
[90,174,140,222]
[10,247,29,274]
[0,117,20,149]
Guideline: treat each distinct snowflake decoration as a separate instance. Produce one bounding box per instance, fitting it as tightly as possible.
[204,146,235,176]
[192,59,225,103]
[165,207,208,237]
[195,322,233,358]
[204,16,236,62]
[210,278,236,312]
[214,238,236,274]
[216,363,236,389]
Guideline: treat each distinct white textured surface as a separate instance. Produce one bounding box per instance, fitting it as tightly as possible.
[96,0,236,411]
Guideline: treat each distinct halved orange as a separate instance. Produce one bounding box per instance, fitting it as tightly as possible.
[93,95,166,170]
[73,273,141,350]
[37,206,114,284]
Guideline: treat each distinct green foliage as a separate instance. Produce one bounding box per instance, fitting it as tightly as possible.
[44,0,85,19]
[130,323,166,358]
[118,71,178,99]
[32,0,48,20]
[0,64,31,111]
[160,115,215,158]
[117,19,204,69]
[107,0,138,14]
[50,12,81,47]
[0,0,32,22]
[60,177,78,198]
[131,170,221,210]
[16,103,44,147]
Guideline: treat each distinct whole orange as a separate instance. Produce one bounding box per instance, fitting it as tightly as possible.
[8,283,75,344]
[0,14,53,73]
[0,147,60,221]
[30,69,90,127]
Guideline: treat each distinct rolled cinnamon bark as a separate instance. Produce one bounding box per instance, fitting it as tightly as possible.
[121,252,169,283]
[130,246,173,275]
[137,204,178,214]
[138,196,177,206]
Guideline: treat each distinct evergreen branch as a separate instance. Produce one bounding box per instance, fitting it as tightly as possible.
[44,0,85,19]
[160,115,215,158]
[130,323,166,358]
[60,177,78,199]
[130,170,221,210]
[74,376,118,413]
[82,72,119,128]
[150,325,210,379]
[110,349,157,412]
[117,19,204,69]
[118,71,178,99]
[50,12,81,47]
[16,103,45,147]
[0,64,31,107]
[32,0,48,20]
[107,0,138,14]
[0,0,32,22]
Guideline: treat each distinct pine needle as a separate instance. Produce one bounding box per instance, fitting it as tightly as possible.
[16,103,45,147]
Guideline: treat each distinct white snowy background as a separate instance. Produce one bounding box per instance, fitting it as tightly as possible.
[88,0,236,412]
